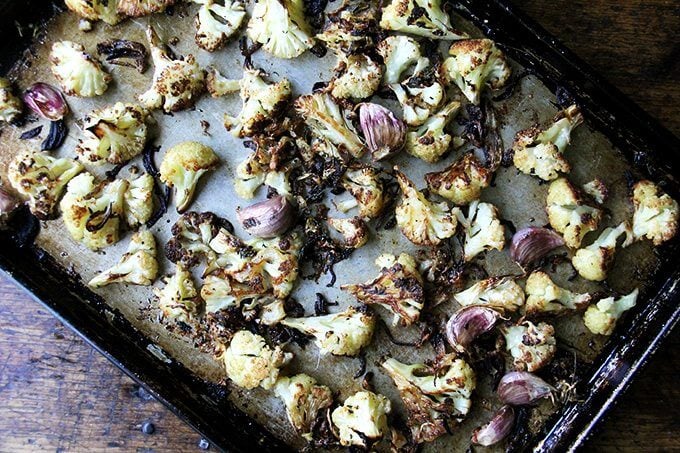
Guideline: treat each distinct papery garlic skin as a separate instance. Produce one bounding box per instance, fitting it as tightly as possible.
[497,371,554,405]
[237,195,295,238]
[471,405,515,446]
[358,103,406,161]
[22,83,69,121]
[510,226,565,267]
[446,305,500,352]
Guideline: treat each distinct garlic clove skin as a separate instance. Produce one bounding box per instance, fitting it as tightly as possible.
[497,371,554,405]
[510,227,565,267]
[446,305,501,352]
[22,83,69,121]
[358,103,406,161]
[237,195,295,238]
[471,405,515,446]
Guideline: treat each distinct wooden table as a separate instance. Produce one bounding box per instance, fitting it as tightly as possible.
[1,1,678,451]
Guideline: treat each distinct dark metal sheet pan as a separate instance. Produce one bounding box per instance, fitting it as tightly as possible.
[0,1,678,451]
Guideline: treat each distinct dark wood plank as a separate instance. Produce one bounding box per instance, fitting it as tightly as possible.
[0,1,678,451]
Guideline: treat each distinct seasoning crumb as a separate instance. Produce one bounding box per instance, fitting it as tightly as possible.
[141,421,155,435]
[169,36,180,46]
[198,438,210,450]
[200,120,211,136]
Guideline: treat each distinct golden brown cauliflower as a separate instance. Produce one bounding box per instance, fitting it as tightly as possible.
[425,153,492,205]
[546,177,603,249]
[50,41,111,97]
[632,180,679,245]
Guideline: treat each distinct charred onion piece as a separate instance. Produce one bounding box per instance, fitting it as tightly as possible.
[85,203,113,233]
[446,306,501,352]
[22,83,69,120]
[510,226,565,267]
[497,371,554,405]
[358,103,406,161]
[19,126,43,140]
[97,39,148,73]
[41,120,68,151]
[237,195,295,238]
[471,405,515,446]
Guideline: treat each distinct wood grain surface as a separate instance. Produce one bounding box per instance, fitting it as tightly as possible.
[0,1,678,451]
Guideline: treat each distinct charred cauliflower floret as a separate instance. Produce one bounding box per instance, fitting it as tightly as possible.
[281,306,375,356]
[442,39,511,104]
[328,54,382,100]
[382,354,476,444]
[425,153,492,205]
[377,35,428,85]
[460,200,505,261]
[395,168,459,246]
[328,217,369,248]
[0,78,22,123]
[632,180,679,245]
[154,263,200,323]
[572,222,633,282]
[124,172,154,228]
[339,164,384,219]
[223,68,292,138]
[247,0,315,59]
[503,321,556,372]
[316,0,377,54]
[405,101,461,163]
[331,390,391,448]
[295,93,364,158]
[454,276,525,313]
[60,173,127,250]
[8,150,84,219]
[65,0,121,25]
[159,141,219,213]
[274,374,333,439]
[392,80,445,127]
[89,230,158,287]
[205,66,241,97]
[117,0,176,17]
[512,105,584,180]
[234,150,269,199]
[76,103,149,165]
[524,271,592,316]
[583,289,639,336]
[380,0,468,40]
[193,0,246,52]
[342,253,424,326]
[165,211,224,269]
[50,41,111,97]
[140,26,205,113]
[222,330,292,390]
[546,177,603,249]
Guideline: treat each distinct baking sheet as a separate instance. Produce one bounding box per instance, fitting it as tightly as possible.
[0,3,661,450]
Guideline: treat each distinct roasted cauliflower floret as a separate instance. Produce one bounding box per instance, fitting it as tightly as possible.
[281,306,375,356]
[405,101,461,163]
[140,26,205,113]
[378,35,428,85]
[154,263,200,323]
[222,330,292,390]
[117,0,176,17]
[512,105,584,180]
[60,173,127,250]
[89,230,158,287]
[295,93,364,158]
[193,0,246,52]
[524,271,592,315]
[331,391,391,448]
[395,168,459,246]
[50,41,111,97]
[0,78,22,123]
[124,172,154,228]
[165,211,224,269]
[159,141,219,213]
[328,217,369,248]
[503,321,556,372]
[454,276,525,313]
[65,0,121,25]
[247,0,315,59]
[546,177,603,249]
[205,66,241,97]
[425,153,492,205]
[223,68,292,138]
[382,354,476,444]
[316,0,378,54]
[234,150,269,199]
[342,253,424,326]
[583,289,639,336]
[328,54,382,100]
[76,103,149,165]
[274,374,333,438]
[460,200,505,261]
[572,221,633,282]
[442,39,511,104]
[632,180,679,245]
[7,150,84,219]
[339,164,384,219]
[392,80,445,127]
[380,0,468,40]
